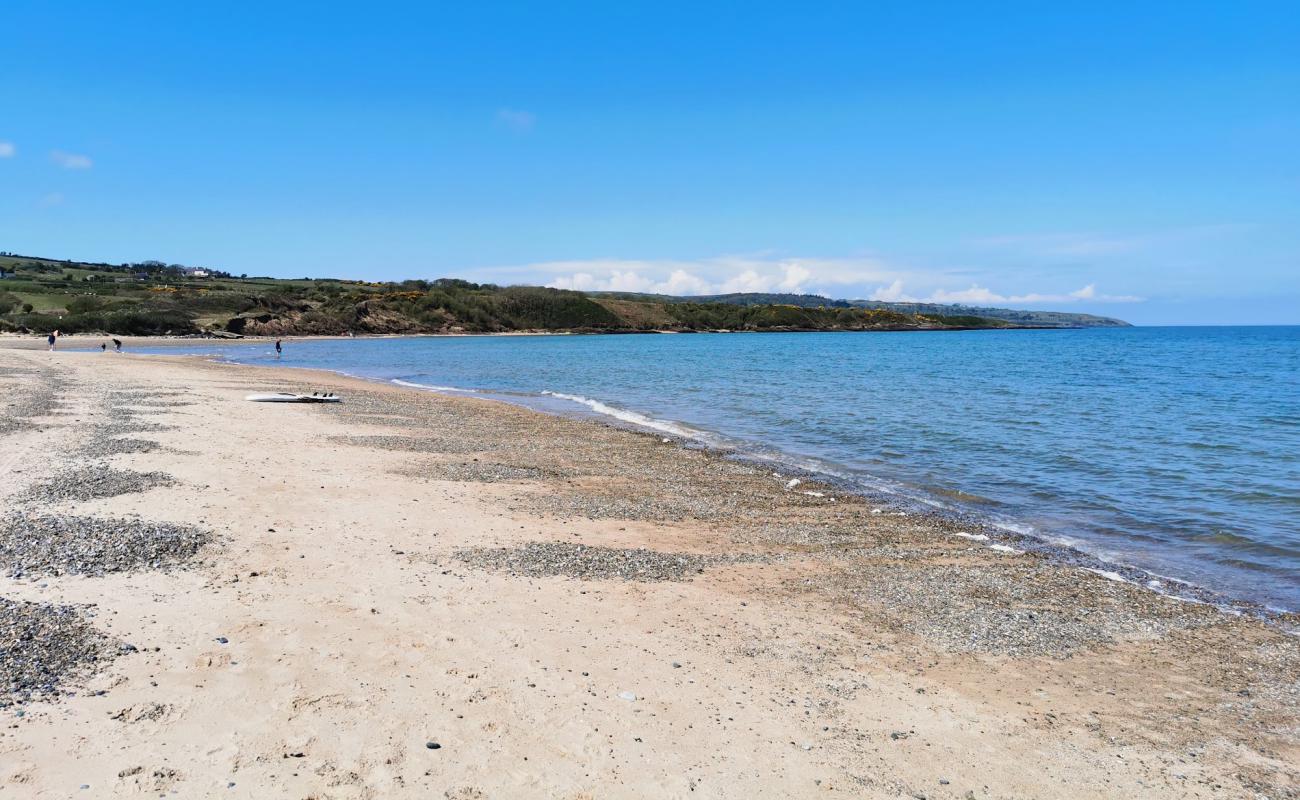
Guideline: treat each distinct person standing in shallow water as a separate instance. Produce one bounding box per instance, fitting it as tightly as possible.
[112,338,122,353]
[275,339,282,357]
[47,332,56,351]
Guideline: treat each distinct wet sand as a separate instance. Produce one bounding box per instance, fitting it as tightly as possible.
[0,344,1296,798]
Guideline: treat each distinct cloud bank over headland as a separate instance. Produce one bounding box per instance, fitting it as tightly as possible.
[520,255,1143,308]
[869,280,1141,305]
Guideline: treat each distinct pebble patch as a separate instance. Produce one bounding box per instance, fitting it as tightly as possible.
[1,597,116,707]
[0,513,211,578]
[455,541,756,582]
[19,466,176,504]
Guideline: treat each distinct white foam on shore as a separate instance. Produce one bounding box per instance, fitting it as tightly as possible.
[1085,567,1127,583]
[392,378,477,394]
[987,544,1024,555]
[990,520,1037,537]
[955,532,990,542]
[541,391,699,439]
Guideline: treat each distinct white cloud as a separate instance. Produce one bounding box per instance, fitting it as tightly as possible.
[550,269,653,293]
[872,281,1142,305]
[476,253,1143,309]
[718,269,772,294]
[496,108,536,132]
[526,255,895,298]
[660,269,713,295]
[868,279,909,302]
[927,285,1010,304]
[51,150,92,169]
[0,141,14,158]
[777,263,811,292]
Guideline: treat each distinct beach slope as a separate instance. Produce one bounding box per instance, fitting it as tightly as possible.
[0,346,1295,798]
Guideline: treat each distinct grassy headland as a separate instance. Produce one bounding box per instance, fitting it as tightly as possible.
[0,253,1128,337]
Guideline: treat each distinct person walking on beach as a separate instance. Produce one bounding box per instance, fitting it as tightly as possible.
[47,331,57,351]
[275,339,282,357]
[112,337,122,353]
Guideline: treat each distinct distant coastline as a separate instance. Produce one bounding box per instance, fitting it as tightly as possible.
[1,252,1129,338]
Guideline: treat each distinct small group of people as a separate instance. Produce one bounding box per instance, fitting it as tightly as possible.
[45,331,121,352]
[46,332,280,355]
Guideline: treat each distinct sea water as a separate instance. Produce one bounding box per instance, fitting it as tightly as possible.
[136,326,1300,610]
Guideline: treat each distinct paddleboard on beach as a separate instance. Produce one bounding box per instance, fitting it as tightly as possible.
[245,393,341,403]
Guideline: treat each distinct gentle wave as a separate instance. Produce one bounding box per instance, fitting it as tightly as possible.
[540,390,701,439]
[392,378,478,393]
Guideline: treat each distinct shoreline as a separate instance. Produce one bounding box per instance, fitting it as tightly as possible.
[1,346,1296,797]
[0,322,1104,350]
[84,340,1300,620]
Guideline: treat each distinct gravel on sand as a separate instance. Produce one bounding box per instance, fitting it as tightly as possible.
[81,437,163,457]
[400,460,565,484]
[0,513,211,578]
[456,541,758,582]
[332,434,483,455]
[1,597,116,707]
[836,561,1213,657]
[19,466,176,504]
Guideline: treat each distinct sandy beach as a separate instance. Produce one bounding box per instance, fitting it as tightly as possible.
[1,342,1296,799]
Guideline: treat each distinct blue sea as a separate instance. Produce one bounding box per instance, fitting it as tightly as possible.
[134,327,1300,611]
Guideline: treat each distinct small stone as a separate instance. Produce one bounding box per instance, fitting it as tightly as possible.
[425,741,441,750]
[618,691,637,701]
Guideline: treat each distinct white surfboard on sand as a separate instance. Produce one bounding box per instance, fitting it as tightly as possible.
[245,393,341,403]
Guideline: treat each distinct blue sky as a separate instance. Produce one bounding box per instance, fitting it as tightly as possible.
[2,1,1297,324]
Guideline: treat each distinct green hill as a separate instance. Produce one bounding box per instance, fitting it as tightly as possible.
[590,291,1131,328]
[0,253,1120,336]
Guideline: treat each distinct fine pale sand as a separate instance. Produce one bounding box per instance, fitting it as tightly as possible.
[1,343,1297,799]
